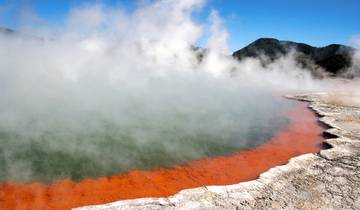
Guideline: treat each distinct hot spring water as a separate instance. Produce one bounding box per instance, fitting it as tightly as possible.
[0,93,295,183]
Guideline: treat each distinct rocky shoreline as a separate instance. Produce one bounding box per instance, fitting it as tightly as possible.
[75,93,360,210]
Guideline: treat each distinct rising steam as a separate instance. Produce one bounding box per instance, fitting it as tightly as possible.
[0,0,347,183]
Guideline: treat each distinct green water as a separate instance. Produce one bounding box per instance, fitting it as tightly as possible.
[0,95,295,183]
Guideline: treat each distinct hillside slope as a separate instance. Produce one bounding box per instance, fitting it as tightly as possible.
[232,38,356,77]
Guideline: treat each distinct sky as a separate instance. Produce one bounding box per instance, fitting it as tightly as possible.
[0,0,359,51]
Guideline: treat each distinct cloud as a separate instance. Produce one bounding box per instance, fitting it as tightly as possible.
[351,35,360,48]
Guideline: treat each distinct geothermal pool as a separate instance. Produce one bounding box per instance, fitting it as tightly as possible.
[0,94,293,183]
[0,98,325,210]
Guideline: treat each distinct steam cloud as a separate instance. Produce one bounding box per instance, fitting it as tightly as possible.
[0,0,350,183]
[349,36,360,76]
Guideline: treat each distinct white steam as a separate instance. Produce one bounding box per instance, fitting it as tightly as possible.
[349,36,360,76]
[0,0,337,182]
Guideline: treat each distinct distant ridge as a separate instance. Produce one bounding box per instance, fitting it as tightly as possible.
[0,26,42,41]
[0,27,17,35]
[232,38,356,77]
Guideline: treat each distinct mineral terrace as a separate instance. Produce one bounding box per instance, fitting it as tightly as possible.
[75,92,360,210]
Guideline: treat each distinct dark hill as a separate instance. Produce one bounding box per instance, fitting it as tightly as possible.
[0,26,42,41]
[0,27,17,35]
[232,38,356,76]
